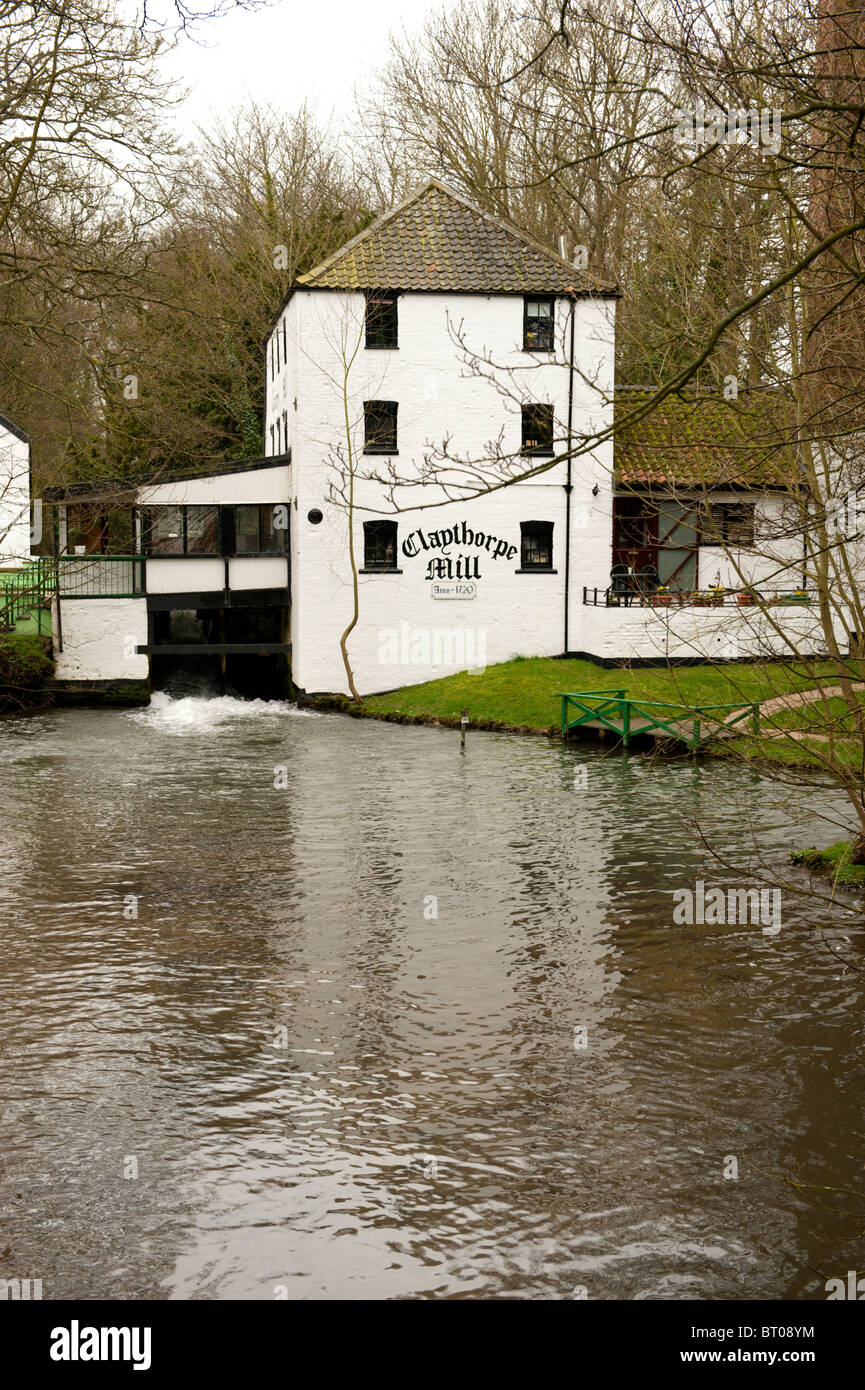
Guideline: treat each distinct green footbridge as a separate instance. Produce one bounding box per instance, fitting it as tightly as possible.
[561,689,761,750]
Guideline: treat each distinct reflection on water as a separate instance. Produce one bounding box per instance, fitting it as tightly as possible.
[0,696,862,1300]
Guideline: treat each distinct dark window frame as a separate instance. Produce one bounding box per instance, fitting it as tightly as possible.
[523,296,555,352]
[233,504,288,557]
[142,504,183,556]
[519,520,554,570]
[65,504,138,556]
[362,519,399,571]
[521,403,555,456]
[704,502,756,547]
[365,291,399,349]
[142,505,220,558]
[141,505,286,558]
[364,399,398,454]
[184,504,221,556]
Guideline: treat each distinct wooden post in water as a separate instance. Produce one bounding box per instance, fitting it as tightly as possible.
[460,708,469,749]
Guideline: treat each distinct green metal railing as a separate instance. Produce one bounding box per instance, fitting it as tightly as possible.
[561,690,761,750]
[0,559,56,634]
[1,553,146,636]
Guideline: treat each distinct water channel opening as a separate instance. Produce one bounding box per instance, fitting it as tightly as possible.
[149,603,291,700]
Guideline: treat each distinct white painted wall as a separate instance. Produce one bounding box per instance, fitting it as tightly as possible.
[697,493,804,591]
[0,419,30,567]
[53,598,149,681]
[266,310,293,458]
[579,601,832,662]
[139,464,290,506]
[145,558,225,593]
[271,287,617,694]
[228,557,289,590]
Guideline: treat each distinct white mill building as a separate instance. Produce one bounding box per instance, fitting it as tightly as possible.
[40,182,826,699]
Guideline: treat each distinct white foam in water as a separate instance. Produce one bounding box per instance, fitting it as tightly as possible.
[129,691,318,733]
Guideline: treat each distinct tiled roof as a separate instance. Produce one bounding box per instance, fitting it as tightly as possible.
[0,409,28,443]
[614,388,796,489]
[297,181,615,296]
[43,457,287,502]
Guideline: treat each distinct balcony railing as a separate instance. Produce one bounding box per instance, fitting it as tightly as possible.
[58,555,144,598]
[54,551,288,600]
[583,585,812,609]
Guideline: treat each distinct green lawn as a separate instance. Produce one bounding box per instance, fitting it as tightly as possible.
[766,694,865,733]
[720,733,863,769]
[360,655,861,733]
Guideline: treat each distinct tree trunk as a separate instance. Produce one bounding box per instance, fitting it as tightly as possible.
[850,833,865,865]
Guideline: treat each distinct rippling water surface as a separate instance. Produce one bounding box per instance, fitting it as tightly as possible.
[0,694,862,1300]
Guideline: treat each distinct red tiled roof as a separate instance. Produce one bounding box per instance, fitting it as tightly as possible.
[614,389,796,488]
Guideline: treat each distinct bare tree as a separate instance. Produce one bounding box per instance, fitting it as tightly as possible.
[344,0,865,879]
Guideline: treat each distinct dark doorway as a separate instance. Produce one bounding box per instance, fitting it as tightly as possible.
[612,496,699,590]
[613,497,656,573]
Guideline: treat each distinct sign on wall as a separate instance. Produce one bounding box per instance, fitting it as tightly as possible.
[401,518,517,595]
[431,581,477,599]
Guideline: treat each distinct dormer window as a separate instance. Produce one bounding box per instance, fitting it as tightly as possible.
[523,296,555,351]
[366,292,398,348]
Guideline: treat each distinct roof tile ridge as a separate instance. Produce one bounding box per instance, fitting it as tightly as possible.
[298,180,442,286]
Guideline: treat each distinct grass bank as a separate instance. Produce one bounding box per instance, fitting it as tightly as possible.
[351,655,852,736]
[306,655,865,771]
[790,842,865,891]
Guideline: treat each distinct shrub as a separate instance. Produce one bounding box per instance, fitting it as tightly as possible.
[0,634,54,710]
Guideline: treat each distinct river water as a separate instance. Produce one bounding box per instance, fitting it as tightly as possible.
[0,694,862,1300]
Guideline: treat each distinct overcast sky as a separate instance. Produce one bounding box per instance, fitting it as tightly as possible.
[162,0,451,140]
